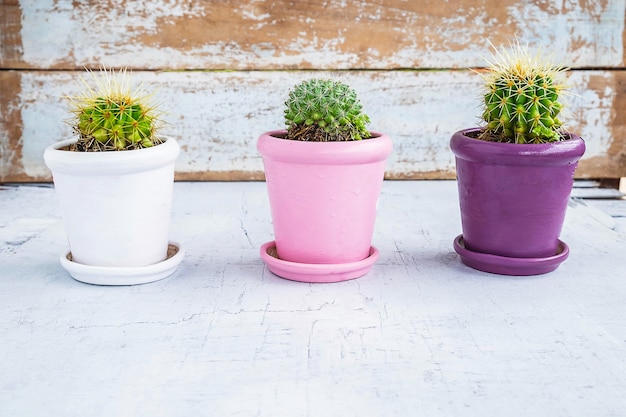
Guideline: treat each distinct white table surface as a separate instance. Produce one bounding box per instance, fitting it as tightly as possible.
[1,181,625,417]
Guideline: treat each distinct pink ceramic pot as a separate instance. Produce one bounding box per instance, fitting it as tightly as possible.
[450,128,585,272]
[258,130,392,265]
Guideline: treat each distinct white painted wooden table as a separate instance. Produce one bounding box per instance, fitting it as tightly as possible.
[1,181,625,417]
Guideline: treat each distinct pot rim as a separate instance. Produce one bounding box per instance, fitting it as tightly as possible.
[257,130,393,165]
[43,136,180,175]
[450,127,586,166]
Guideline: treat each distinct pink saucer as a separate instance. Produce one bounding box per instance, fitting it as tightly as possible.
[260,241,379,283]
[453,235,569,276]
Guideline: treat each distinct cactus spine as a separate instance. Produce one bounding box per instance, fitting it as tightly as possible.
[480,42,568,144]
[66,68,163,151]
[284,79,371,141]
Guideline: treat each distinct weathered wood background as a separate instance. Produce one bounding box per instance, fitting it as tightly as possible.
[1,0,625,181]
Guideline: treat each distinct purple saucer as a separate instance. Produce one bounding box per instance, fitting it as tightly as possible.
[453,235,569,276]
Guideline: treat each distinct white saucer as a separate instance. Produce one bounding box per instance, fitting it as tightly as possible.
[60,242,184,286]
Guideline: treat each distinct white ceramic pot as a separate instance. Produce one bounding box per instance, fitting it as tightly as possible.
[44,137,180,268]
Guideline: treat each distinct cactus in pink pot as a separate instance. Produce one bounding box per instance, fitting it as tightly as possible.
[258,78,392,282]
[283,78,371,142]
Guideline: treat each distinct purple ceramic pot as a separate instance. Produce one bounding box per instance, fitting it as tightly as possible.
[450,128,585,271]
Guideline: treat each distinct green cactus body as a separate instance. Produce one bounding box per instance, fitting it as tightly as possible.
[66,68,163,152]
[480,43,568,144]
[284,79,371,141]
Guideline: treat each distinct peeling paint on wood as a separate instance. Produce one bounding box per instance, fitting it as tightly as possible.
[0,71,25,182]
[0,0,23,65]
[1,70,624,182]
[1,1,625,181]
[1,0,624,69]
[572,71,626,178]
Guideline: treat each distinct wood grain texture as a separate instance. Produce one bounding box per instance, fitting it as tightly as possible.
[1,0,625,181]
[1,69,625,182]
[0,0,624,70]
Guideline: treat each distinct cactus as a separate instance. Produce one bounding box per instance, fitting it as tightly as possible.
[66,68,163,151]
[479,42,569,144]
[284,79,371,141]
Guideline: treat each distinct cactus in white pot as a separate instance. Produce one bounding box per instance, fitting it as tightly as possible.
[44,68,183,285]
[66,68,163,151]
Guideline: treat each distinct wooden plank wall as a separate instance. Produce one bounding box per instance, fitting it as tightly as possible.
[1,0,625,182]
